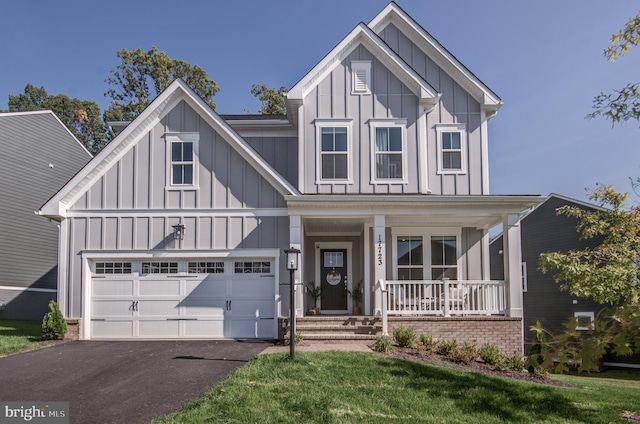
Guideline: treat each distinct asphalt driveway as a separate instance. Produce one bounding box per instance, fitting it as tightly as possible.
[0,340,270,423]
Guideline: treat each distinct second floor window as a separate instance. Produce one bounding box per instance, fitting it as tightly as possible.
[441,132,462,170]
[321,127,348,179]
[374,127,403,179]
[171,141,194,185]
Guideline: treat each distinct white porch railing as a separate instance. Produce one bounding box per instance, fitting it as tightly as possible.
[378,279,506,335]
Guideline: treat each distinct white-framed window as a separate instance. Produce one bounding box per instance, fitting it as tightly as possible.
[165,133,199,189]
[351,61,371,95]
[430,235,458,280]
[95,262,132,274]
[188,262,225,274]
[392,228,460,281]
[234,261,271,274]
[142,262,179,274]
[315,120,352,183]
[397,236,424,280]
[574,312,595,331]
[370,120,407,183]
[436,124,466,174]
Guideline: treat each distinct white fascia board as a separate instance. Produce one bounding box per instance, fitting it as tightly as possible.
[285,194,545,215]
[288,23,438,104]
[369,3,502,109]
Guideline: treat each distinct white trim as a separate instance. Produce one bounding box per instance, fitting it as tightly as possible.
[574,311,595,331]
[351,61,372,95]
[480,109,490,193]
[369,119,408,184]
[0,285,57,293]
[314,119,354,184]
[297,104,304,192]
[315,242,353,314]
[436,123,467,175]
[417,106,431,194]
[391,227,461,281]
[165,133,200,190]
[65,208,289,218]
[58,219,69,316]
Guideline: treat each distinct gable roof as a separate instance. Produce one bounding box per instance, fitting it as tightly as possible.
[369,2,502,116]
[287,22,440,110]
[39,79,300,219]
[0,110,92,158]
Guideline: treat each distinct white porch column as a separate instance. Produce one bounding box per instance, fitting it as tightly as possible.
[503,213,523,318]
[373,215,386,316]
[289,215,304,317]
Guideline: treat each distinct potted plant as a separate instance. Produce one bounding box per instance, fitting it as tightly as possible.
[349,281,363,315]
[307,282,321,315]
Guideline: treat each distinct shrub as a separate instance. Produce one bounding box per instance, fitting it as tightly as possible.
[436,339,457,356]
[372,335,395,353]
[42,300,67,340]
[504,352,526,371]
[284,332,303,346]
[393,326,416,348]
[418,334,437,355]
[479,343,503,366]
[449,341,479,364]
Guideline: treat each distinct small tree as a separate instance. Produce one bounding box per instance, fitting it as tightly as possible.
[536,185,640,372]
[42,300,67,340]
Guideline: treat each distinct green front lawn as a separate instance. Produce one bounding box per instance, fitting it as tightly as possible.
[155,351,640,424]
[0,320,49,357]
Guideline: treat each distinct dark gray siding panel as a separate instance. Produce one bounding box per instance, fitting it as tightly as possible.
[520,196,603,349]
[0,112,91,297]
[0,289,56,320]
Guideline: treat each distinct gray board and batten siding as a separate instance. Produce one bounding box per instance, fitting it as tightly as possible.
[302,36,486,195]
[0,111,91,319]
[63,100,290,319]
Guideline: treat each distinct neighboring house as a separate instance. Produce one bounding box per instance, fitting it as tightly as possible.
[0,111,92,320]
[39,2,542,351]
[490,193,640,367]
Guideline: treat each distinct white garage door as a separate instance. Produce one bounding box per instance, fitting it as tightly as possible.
[90,259,276,339]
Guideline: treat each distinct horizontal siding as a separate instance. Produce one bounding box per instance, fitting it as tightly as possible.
[0,113,91,290]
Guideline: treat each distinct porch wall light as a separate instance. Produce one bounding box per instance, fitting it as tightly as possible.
[172,224,186,241]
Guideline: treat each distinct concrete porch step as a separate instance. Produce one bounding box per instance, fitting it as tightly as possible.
[299,333,379,341]
[286,315,383,340]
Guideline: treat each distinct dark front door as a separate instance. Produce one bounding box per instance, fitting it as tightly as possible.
[320,249,348,311]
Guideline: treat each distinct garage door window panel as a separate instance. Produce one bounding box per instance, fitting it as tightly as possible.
[142,262,178,274]
[188,262,225,273]
[95,262,132,274]
[234,261,271,274]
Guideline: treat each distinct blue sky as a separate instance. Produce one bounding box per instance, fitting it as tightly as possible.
[1,1,639,203]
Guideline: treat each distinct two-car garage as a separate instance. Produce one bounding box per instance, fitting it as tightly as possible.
[88,257,278,340]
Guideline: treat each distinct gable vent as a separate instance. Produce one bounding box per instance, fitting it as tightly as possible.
[351,61,371,94]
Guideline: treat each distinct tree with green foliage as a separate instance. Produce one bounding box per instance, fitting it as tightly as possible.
[532,185,640,373]
[104,46,219,122]
[7,84,108,153]
[250,84,287,115]
[588,11,640,125]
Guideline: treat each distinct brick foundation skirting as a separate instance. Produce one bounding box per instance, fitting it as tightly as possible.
[65,319,81,341]
[388,316,523,355]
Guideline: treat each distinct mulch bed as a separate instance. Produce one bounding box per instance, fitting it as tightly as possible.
[383,346,573,387]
